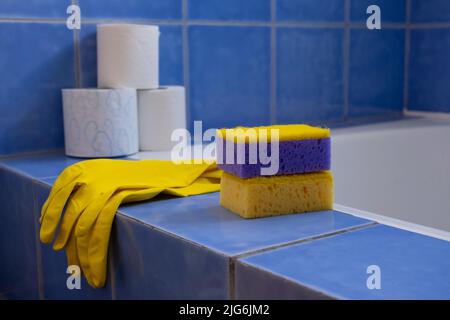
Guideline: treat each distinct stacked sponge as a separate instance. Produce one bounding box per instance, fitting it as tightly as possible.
[218,124,334,219]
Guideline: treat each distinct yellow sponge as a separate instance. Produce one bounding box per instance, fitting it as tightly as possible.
[220,171,334,219]
[217,124,330,143]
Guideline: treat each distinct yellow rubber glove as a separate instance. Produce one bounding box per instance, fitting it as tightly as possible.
[40,159,221,288]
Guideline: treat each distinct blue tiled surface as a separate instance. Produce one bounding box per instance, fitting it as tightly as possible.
[188,0,270,21]
[0,153,82,181]
[0,23,75,156]
[276,28,344,123]
[0,168,39,299]
[78,0,182,20]
[0,0,67,18]
[119,193,371,256]
[411,0,450,23]
[80,24,183,88]
[350,0,406,23]
[237,225,450,299]
[4,153,450,299]
[112,214,229,299]
[188,26,271,131]
[349,29,404,117]
[32,181,112,299]
[408,29,450,113]
[277,0,344,22]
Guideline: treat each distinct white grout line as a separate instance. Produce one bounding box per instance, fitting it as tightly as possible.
[0,17,66,23]
[403,0,412,112]
[80,18,183,25]
[270,0,277,124]
[410,22,450,29]
[187,19,270,27]
[72,0,81,88]
[73,30,81,88]
[182,0,191,128]
[2,16,448,29]
[343,0,350,120]
[334,204,450,242]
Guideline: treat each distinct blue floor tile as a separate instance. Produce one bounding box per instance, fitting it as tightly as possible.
[119,193,372,256]
[237,225,450,299]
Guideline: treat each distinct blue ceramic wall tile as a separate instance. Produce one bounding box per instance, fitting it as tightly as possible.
[112,214,229,299]
[78,0,182,20]
[32,181,112,299]
[0,23,75,156]
[79,24,183,88]
[119,193,372,256]
[188,0,271,21]
[350,0,405,23]
[277,0,344,22]
[348,29,404,117]
[276,28,344,123]
[411,0,450,23]
[0,0,68,18]
[408,29,450,113]
[237,225,450,299]
[0,152,82,181]
[188,26,270,131]
[78,26,97,88]
[0,168,39,299]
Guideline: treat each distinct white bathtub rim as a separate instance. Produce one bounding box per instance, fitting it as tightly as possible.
[334,203,450,243]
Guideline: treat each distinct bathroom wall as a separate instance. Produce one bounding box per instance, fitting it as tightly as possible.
[0,0,421,156]
[408,0,450,113]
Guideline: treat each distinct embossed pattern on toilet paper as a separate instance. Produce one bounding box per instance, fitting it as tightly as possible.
[62,88,138,158]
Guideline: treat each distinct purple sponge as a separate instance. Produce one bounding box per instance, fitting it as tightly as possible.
[217,137,330,178]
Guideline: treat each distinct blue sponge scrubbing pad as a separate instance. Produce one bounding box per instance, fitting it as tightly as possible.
[217,124,330,178]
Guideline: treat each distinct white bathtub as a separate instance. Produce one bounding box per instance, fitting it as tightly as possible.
[332,113,450,241]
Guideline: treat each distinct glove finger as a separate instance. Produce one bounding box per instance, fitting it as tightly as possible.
[65,230,81,271]
[52,183,93,250]
[40,180,79,244]
[89,188,163,288]
[75,189,116,238]
[40,164,82,221]
[75,190,117,286]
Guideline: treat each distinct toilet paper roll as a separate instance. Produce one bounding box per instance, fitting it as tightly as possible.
[138,86,187,151]
[97,24,160,89]
[62,88,139,158]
